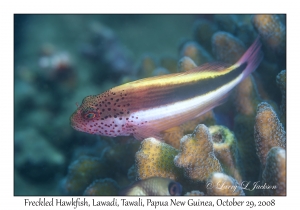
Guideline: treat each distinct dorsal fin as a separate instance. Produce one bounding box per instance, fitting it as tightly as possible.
[185,62,231,74]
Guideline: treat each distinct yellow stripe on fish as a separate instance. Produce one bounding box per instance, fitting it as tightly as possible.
[70,38,263,140]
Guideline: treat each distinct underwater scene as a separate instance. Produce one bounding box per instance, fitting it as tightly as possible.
[14,14,286,196]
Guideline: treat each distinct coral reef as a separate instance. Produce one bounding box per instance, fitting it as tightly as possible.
[163,111,216,149]
[14,14,286,196]
[206,172,245,196]
[83,178,120,196]
[276,70,286,128]
[261,147,286,196]
[252,15,286,54]
[15,128,65,183]
[212,31,245,64]
[177,56,197,72]
[138,55,157,78]
[209,125,242,183]
[179,41,213,66]
[193,19,217,54]
[174,124,222,182]
[160,56,178,73]
[62,156,110,195]
[254,102,286,167]
[135,137,183,181]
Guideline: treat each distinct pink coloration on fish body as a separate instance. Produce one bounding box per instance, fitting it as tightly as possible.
[70,38,263,140]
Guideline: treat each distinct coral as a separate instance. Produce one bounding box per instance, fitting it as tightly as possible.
[135,138,183,181]
[120,177,182,196]
[38,45,77,90]
[256,60,282,103]
[254,102,286,167]
[234,76,261,116]
[81,22,134,78]
[233,114,260,184]
[214,15,238,34]
[276,70,286,128]
[181,111,216,133]
[262,147,286,196]
[63,156,110,195]
[14,128,65,183]
[162,126,184,149]
[160,56,178,73]
[209,125,242,183]
[151,67,170,76]
[252,15,286,54]
[15,15,286,196]
[138,55,157,78]
[174,124,222,182]
[212,31,245,64]
[193,19,218,53]
[164,112,216,150]
[177,56,197,72]
[163,111,216,149]
[83,178,120,196]
[179,41,213,66]
[206,172,245,196]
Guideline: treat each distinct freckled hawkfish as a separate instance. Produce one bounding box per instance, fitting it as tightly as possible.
[70,38,263,140]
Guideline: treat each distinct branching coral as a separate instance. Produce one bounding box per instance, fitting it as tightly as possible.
[252,15,286,54]
[138,55,157,78]
[162,126,184,149]
[83,178,120,196]
[160,56,178,73]
[262,147,286,196]
[135,137,183,181]
[206,172,245,196]
[163,111,216,149]
[174,124,222,182]
[179,41,212,65]
[234,75,261,116]
[63,156,110,195]
[276,70,286,128]
[209,125,242,183]
[254,102,286,167]
[193,19,218,53]
[178,56,197,72]
[212,31,245,64]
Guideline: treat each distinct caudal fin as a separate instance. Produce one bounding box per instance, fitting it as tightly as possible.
[236,37,263,79]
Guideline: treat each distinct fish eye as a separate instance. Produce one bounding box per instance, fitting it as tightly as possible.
[168,182,182,196]
[84,112,95,119]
